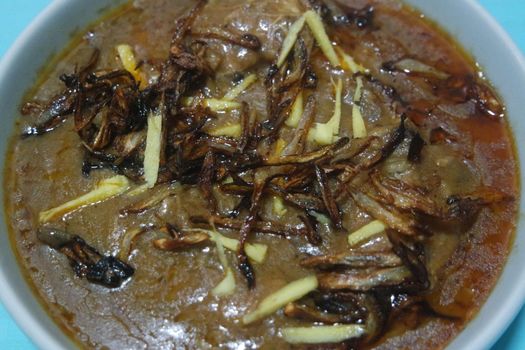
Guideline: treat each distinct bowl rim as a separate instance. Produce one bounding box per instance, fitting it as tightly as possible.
[408,1,525,349]
[0,0,524,349]
[0,2,99,349]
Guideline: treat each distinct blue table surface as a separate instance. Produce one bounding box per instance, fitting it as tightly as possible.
[0,0,524,349]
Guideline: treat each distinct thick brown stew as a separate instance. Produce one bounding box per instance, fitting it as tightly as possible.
[5,0,519,348]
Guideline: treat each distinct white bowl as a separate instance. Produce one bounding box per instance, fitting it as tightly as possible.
[0,0,523,349]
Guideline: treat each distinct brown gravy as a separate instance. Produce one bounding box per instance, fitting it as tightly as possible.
[4,0,518,349]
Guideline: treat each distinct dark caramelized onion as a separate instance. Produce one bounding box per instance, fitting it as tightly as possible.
[38,228,134,288]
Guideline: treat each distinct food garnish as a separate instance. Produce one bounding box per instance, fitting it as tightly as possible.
[209,229,237,296]
[144,109,163,188]
[347,220,387,246]
[304,10,340,67]
[38,228,134,288]
[39,175,130,223]
[309,78,343,145]
[352,76,367,138]
[242,275,318,324]
[281,324,366,344]
[116,44,142,84]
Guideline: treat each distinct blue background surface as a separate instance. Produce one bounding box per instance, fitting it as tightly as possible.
[0,0,524,349]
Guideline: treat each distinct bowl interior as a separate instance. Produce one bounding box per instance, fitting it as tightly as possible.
[402,1,525,349]
[0,1,523,349]
[0,1,125,349]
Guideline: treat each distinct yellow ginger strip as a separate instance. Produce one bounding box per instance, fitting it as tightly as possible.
[277,15,307,68]
[281,325,366,344]
[181,74,255,114]
[205,75,257,137]
[204,98,242,111]
[209,229,236,297]
[207,123,242,138]
[309,122,333,145]
[348,220,387,246]
[242,275,318,324]
[310,211,331,225]
[116,44,142,84]
[213,268,236,297]
[222,176,234,184]
[126,183,150,197]
[278,10,340,68]
[223,74,258,101]
[268,138,287,163]
[352,76,367,138]
[272,196,288,217]
[181,97,241,112]
[39,175,130,223]
[186,229,268,263]
[327,78,343,135]
[304,10,340,67]
[144,110,163,188]
[285,91,304,128]
[212,233,268,264]
[337,47,366,74]
[210,230,229,268]
[309,78,343,145]
[273,138,287,157]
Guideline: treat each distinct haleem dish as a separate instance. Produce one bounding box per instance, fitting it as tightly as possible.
[5,0,518,348]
